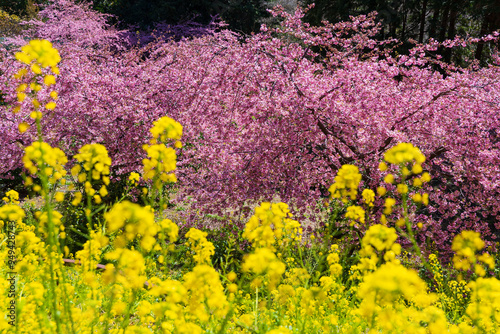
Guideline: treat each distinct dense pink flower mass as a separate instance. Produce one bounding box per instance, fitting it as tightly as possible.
[1,0,499,253]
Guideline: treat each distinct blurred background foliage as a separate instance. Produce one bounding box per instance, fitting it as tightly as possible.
[1,0,499,62]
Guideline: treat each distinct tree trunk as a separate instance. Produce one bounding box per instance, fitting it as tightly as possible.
[444,7,457,63]
[419,0,428,43]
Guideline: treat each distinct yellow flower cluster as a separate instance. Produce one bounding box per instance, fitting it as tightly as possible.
[150,116,183,143]
[326,244,343,277]
[36,210,64,238]
[105,201,159,251]
[15,39,61,70]
[142,144,177,183]
[357,262,437,322]
[128,171,140,185]
[383,142,425,165]
[185,228,215,265]
[361,189,375,207]
[466,277,500,331]
[76,231,109,272]
[242,202,302,250]
[13,40,60,129]
[352,224,401,276]
[159,218,179,243]
[242,247,286,289]
[0,204,25,222]
[2,190,20,204]
[328,164,362,203]
[72,144,112,204]
[345,205,365,226]
[103,248,147,289]
[451,230,495,275]
[141,116,183,191]
[377,143,432,226]
[23,142,67,189]
[183,265,229,321]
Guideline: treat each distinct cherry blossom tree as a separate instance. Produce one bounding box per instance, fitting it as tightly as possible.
[1,0,499,254]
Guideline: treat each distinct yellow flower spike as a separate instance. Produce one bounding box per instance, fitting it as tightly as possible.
[345,205,365,225]
[384,142,426,165]
[32,99,40,108]
[70,164,81,176]
[174,141,182,148]
[328,164,362,202]
[50,91,58,99]
[150,116,183,141]
[51,66,60,74]
[18,122,29,133]
[412,193,422,202]
[72,192,82,206]
[12,105,21,114]
[378,161,388,171]
[128,172,140,185]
